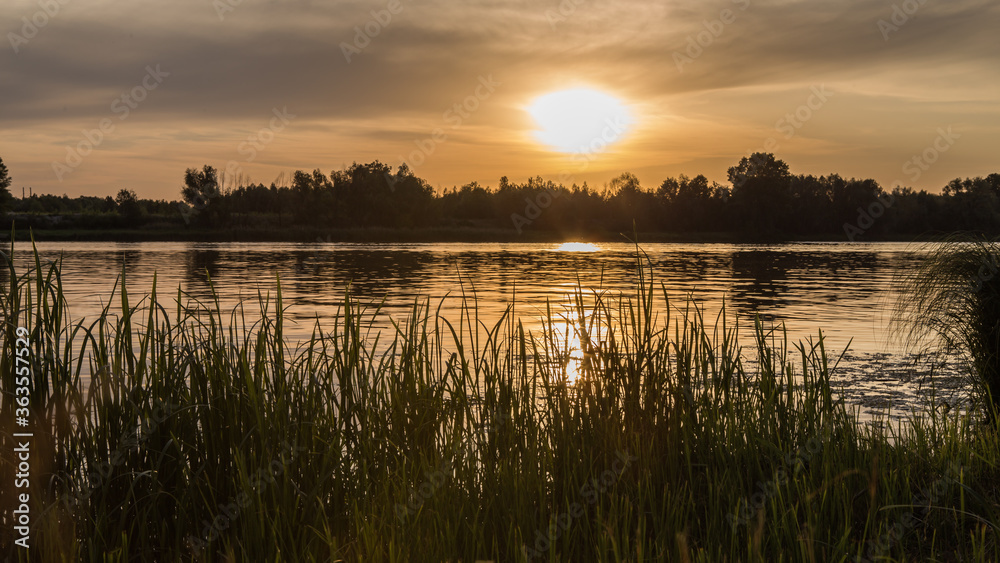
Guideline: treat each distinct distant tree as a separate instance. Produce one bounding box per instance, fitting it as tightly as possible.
[114,188,137,205]
[328,161,434,228]
[442,181,493,223]
[678,175,714,230]
[498,176,513,192]
[676,174,712,201]
[988,174,1000,197]
[609,172,655,230]
[0,156,12,214]
[182,165,221,207]
[728,152,790,187]
[656,175,719,231]
[609,172,641,196]
[940,176,1000,232]
[788,174,833,233]
[115,188,143,224]
[727,153,792,234]
[290,169,332,223]
[181,165,225,225]
[657,178,680,201]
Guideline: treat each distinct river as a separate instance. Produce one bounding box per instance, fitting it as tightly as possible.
[5,240,968,421]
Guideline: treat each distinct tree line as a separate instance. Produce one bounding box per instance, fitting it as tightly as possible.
[2,153,999,239]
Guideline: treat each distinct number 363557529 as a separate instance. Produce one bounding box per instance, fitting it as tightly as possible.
[14,326,32,415]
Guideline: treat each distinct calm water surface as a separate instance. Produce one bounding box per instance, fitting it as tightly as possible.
[8,241,966,420]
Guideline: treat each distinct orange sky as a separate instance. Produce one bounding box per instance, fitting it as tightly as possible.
[2,0,998,200]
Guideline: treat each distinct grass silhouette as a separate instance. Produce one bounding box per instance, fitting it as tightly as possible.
[1,240,999,561]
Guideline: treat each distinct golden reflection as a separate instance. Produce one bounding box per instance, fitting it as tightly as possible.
[553,242,601,253]
[548,308,605,386]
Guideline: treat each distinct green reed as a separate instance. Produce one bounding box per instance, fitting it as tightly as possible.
[892,235,1000,421]
[1,240,998,562]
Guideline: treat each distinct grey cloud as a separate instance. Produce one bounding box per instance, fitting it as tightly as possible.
[3,0,995,129]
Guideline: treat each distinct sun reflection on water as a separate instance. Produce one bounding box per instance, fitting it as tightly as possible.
[552,242,601,253]
[546,304,606,386]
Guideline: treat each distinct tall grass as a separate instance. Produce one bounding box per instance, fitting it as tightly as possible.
[1,242,998,562]
[892,235,1000,420]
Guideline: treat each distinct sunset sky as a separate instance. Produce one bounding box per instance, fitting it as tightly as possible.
[1,0,997,200]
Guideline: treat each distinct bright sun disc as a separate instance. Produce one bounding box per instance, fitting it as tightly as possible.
[528,89,632,154]
[553,242,601,252]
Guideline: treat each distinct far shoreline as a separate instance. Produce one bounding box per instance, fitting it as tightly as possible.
[0,226,941,244]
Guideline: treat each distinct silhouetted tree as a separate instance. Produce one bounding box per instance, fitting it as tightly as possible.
[182,165,221,207]
[728,153,792,235]
[0,156,12,214]
[658,174,716,231]
[182,165,225,225]
[3,153,1000,238]
[288,169,335,225]
[115,188,143,225]
[439,181,494,227]
[940,176,1000,232]
[608,172,656,231]
[328,162,435,228]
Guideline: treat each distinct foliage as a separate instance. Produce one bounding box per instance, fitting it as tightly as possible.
[5,155,1000,238]
[182,165,221,207]
[181,165,226,226]
[1,245,999,561]
[0,156,11,214]
[728,152,792,235]
[892,235,1000,418]
[114,188,143,223]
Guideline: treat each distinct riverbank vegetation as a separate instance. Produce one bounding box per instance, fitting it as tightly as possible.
[1,244,999,561]
[894,236,1000,419]
[2,153,1000,241]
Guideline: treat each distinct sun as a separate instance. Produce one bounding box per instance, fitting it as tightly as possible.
[527,88,633,154]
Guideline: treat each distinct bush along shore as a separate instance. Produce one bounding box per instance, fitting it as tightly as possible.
[1,242,999,561]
